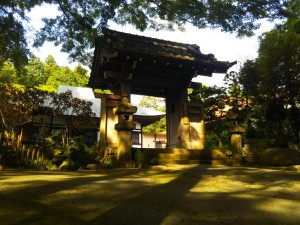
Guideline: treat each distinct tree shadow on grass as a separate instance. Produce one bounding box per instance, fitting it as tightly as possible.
[1,166,300,225]
[0,169,146,225]
[86,165,206,225]
[85,166,300,225]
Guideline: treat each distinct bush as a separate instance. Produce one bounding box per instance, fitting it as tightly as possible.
[134,149,148,168]
[206,134,219,150]
[220,131,230,146]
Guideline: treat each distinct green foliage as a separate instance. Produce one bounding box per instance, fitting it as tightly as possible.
[142,117,166,134]
[68,136,98,169]
[188,85,227,106]
[236,12,300,138]
[0,0,35,71]
[220,131,230,146]
[134,148,148,168]
[45,135,99,171]
[1,0,291,67]
[0,62,18,83]
[189,85,230,147]
[20,56,45,87]
[139,96,165,111]
[0,54,89,90]
[224,71,244,100]
[0,83,31,132]
[43,56,89,90]
[99,157,114,169]
[138,96,166,134]
[205,134,219,150]
[206,131,230,152]
[93,89,113,94]
[0,83,96,147]
[236,59,260,100]
[32,0,289,64]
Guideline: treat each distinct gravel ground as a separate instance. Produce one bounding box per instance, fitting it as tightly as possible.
[0,165,300,225]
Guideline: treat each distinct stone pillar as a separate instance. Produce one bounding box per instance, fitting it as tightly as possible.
[117,131,132,162]
[227,102,246,165]
[231,134,243,152]
[229,125,245,166]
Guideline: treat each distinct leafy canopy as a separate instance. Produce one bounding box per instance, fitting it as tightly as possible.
[0,55,89,90]
[233,7,300,138]
[0,0,293,68]
[0,0,44,70]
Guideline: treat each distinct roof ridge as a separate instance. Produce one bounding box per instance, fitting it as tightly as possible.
[103,28,201,51]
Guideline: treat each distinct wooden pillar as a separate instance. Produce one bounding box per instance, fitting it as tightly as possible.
[199,106,205,149]
[99,97,107,150]
[121,81,130,97]
[178,88,190,148]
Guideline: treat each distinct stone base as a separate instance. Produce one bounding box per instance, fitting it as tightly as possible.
[116,160,135,168]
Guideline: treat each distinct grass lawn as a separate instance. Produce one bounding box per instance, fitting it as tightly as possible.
[0,164,300,225]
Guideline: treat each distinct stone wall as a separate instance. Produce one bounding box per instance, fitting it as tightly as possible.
[243,139,300,166]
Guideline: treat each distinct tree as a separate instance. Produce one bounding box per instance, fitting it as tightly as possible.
[0,0,43,71]
[138,96,166,133]
[33,0,291,65]
[20,56,45,87]
[1,0,293,68]
[71,65,89,87]
[236,10,300,138]
[0,54,89,90]
[0,84,29,136]
[188,85,229,147]
[0,84,96,146]
[45,65,89,89]
[0,62,18,83]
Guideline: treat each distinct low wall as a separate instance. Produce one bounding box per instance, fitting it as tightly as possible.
[243,139,300,165]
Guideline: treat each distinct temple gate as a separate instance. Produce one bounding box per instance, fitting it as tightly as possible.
[89,29,235,164]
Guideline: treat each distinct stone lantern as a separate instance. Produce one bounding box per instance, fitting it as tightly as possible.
[227,101,245,165]
[113,97,137,166]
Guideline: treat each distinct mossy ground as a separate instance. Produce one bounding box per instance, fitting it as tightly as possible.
[0,165,300,225]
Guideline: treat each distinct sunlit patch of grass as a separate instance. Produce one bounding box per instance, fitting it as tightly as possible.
[1,167,299,225]
[259,199,300,219]
[190,175,249,193]
[244,183,266,189]
[0,174,74,192]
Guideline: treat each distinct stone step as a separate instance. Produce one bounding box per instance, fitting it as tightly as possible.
[143,148,211,159]
[157,153,196,160]
[157,159,210,165]
[134,148,227,166]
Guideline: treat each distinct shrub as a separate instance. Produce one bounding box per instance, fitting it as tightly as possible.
[134,149,148,168]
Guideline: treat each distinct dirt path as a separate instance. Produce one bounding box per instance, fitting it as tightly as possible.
[1,165,300,225]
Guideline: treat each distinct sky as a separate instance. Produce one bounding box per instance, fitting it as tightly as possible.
[27,4,277,90]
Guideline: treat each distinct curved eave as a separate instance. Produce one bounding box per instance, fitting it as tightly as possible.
[133,114,165,127]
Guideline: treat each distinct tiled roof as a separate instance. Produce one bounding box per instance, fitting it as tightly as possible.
[57,85,101,117]
[135,107,165,116]
[58,85,96,99]
[100,28,218,62]
[90,29,236,96]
